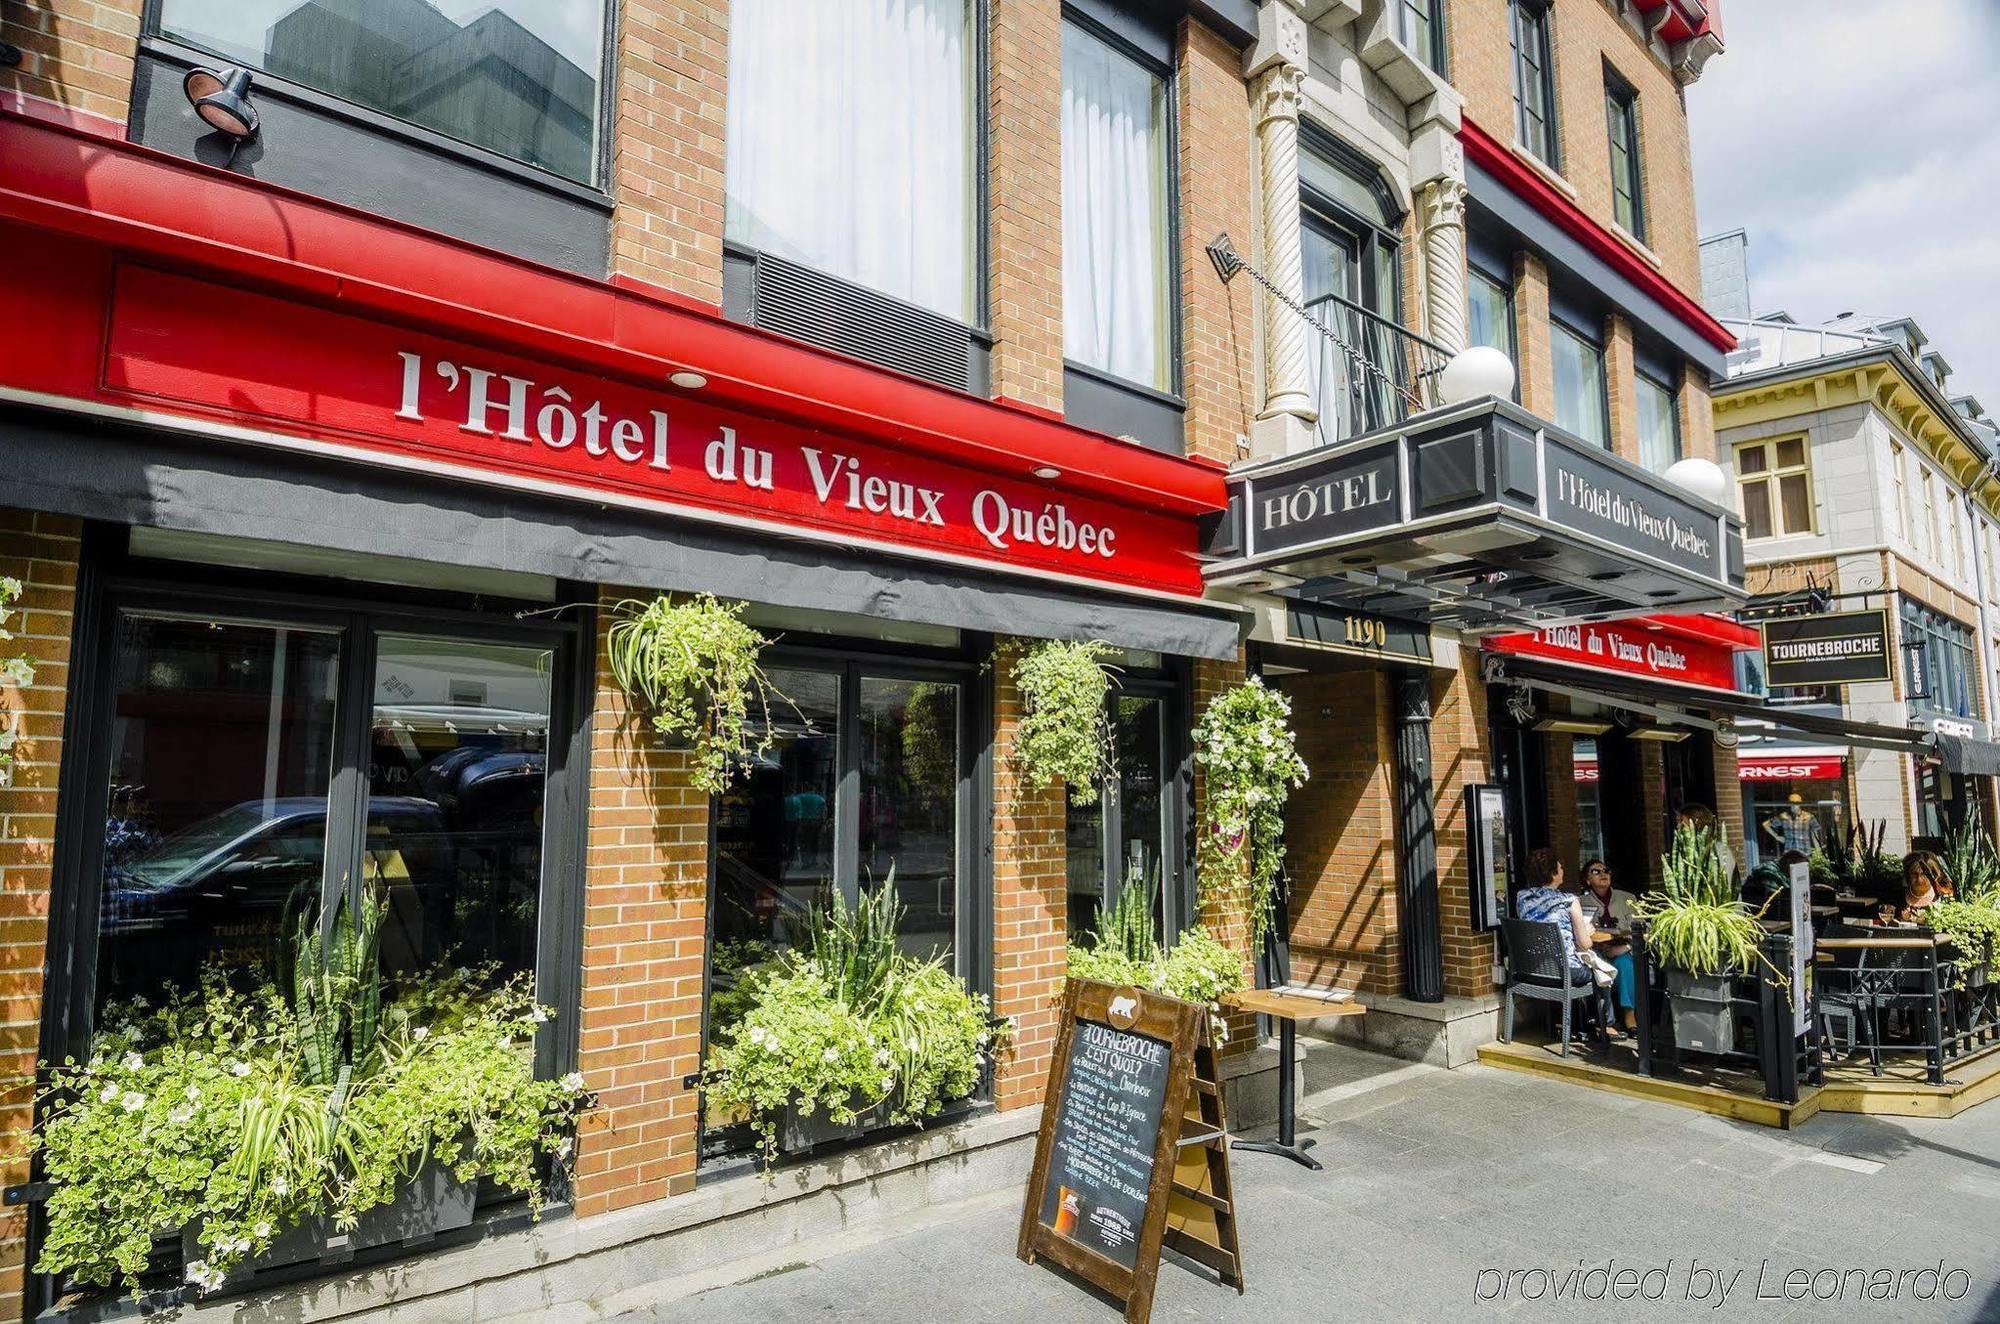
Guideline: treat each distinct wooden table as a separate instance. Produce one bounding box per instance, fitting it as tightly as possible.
[1224,988,1365,1172]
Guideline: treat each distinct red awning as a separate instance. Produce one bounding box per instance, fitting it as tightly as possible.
[1573,750,1846,783]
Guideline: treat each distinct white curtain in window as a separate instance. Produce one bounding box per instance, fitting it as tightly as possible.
[726,0,970,320]
[1062,24,1169,389]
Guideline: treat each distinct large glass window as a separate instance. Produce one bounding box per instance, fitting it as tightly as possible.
[1604,75,1645,239]
[155,0,606,184]
[1735,436,1813,539]
[1510,0,1559,167]
[1396,0,1447,76]
[726,0,974,320]
[1551,318,1609,448]
[1063,19,1173,390]
[1302,134,1405,442]
[859,678,961,961]
[1902,597,1978,718]
[1635,370,1680,473]
[1467,268,1515,363]
[98,616,341,1010]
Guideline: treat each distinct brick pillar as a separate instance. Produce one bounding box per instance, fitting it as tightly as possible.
[1513,251,1555,419]
[1429,651,1498,999]
[1711,738,1745,873]
[0,0,141,129]
[1280,672,1398,997]
[1178,17,1257,466]
[1545,734,1580,870]
[991,642,1067,1110]
[573,592,710,1216]
[607,0,728,303]
[0,512,79,1319]
[1604,313,1640,465]
[1639,741,1668,888]
[986,0,1065,415]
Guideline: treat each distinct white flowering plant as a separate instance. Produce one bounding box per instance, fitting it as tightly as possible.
[1191,678,1308,945]
[701,885,1003,1170]
[1008,639,1117,805]
[32,967,585,1298]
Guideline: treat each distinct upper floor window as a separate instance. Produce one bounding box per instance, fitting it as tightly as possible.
[1635,369,1680,473]
[1510,0,1559,167]
[155,0,607,184]
[1922,468,1942,557]
[1736,436,1813,539]
[727,0,975,321]
[1397,0,1447,78]
[1467,268,1517,399]
[1891,441,1910,542]
[1300,130,1406,441]
[1604,73,1645,239]
[1063,18,1174,391]
[1550,318,1608,448]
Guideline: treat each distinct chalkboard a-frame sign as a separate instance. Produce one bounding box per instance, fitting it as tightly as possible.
[1016,979,1237,1322]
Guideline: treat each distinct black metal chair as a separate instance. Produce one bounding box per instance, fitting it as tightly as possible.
[1500,918,1603,1056]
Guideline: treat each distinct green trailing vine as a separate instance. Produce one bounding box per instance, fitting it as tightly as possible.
[605,593,789,795]
[1191,678,1307,945]
[0,575,37,786]
[1009,639,1117,804]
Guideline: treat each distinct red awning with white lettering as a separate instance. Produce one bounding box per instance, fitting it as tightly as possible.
[1573,748,1846,783]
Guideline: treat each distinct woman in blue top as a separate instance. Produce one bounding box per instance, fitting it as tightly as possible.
[1514,848,1612,1039]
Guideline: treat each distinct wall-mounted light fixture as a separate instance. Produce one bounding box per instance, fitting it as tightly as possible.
[182,66,260,140]
[1531,716,1613,736]
[1624,726,1692,743]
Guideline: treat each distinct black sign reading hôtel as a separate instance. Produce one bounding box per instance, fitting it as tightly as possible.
[1204,400,1746,622]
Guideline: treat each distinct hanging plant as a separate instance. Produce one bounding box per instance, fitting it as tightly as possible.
[1010,639,1117,804]
[1192,677,1307,945]
[0,576,37,786]
[605,593,787,795]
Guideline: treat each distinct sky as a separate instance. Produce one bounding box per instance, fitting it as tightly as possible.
[1686,0,2000,408]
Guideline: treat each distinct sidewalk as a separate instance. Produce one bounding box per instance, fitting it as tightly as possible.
[616,1043,2000,1322]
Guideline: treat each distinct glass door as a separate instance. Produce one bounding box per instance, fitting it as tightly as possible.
[1063,679,1189,944]
[1304,219,1364,445]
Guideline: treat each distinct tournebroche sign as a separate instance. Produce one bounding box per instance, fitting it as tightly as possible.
[1760,610,1892,687]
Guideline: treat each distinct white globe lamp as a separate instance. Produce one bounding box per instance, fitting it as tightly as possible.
[1437,345,1516,406]
[1664,456,1729,507]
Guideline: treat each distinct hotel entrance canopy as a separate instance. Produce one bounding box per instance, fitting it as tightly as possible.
[1203,399,1746,631]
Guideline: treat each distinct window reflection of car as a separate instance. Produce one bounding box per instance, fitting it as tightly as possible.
[101,797,445,938]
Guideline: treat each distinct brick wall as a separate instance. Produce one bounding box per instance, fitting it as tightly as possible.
[1677,365,1716,463]
[0,512,79,1320]
[608,0,729,305]
[990,642,1067,1111]
[1513,251,1554,417]
[0,0,140,128]
[1177,18,1256,466]
[1544,732,1580,871]
[1444,0,1703,294]
[1429,651,1498,998]
[573,593,709,1216]
[1604,313,1640,464]
[1710,739,1744,875]
[987,0,1065,415]
[1280,671,1399,997]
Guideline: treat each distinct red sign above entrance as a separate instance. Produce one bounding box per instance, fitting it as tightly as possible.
[1485,616,1747,693]
[100,266,1204,596]
[1576,752,1845,783]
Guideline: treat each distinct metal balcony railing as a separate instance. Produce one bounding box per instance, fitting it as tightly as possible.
[1206,233,1454,448]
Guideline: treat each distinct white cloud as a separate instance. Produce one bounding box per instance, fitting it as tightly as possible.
[1688,0,2000,406]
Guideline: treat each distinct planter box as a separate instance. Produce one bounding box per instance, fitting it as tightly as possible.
[778,1096,891,1155]
[1666,969,1736,1056]
[185,1161,477,1284]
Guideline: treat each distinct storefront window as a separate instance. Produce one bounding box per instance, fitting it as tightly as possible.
[366,636,551,982]
[860,678,961,961]
[726,0,974,320]
[1065,686,1184,941]
[98,615,340,1011]
[1901,596,1977,718]
[154,0,607,184]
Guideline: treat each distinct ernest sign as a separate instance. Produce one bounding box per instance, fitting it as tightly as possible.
[102,267,1199,595]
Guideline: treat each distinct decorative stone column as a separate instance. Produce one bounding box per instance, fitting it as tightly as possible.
[1419,176,1469,354]
[1245,3,1316,456]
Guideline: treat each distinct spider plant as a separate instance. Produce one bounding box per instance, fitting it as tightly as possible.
[1635,826,1773,979]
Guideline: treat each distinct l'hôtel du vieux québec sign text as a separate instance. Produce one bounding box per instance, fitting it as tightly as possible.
[100,267,1201,595]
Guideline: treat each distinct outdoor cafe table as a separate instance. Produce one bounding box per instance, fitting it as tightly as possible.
[1223,987,1365,1172]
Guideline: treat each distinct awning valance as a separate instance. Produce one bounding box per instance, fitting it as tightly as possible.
[1934,733,2000,777]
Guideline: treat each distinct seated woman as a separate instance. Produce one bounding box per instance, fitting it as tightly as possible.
[1576,858,1639,1035]
[1879,849,1950,926]
[1514,848,1612,1041]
